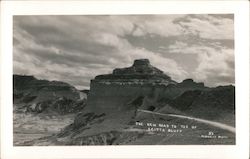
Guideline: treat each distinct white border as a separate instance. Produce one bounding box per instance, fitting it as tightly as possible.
[1,1,249,159]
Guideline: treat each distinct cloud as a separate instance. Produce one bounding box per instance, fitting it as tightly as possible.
[193,48,234,85]
[13,14,234,89]
[131,15,185,37]
[167,39,234,86]
[175,14,234,40]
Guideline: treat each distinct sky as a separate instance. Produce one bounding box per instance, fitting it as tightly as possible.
[13,14,234,89]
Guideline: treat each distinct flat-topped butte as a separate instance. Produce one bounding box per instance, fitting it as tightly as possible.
[94,59,176,85]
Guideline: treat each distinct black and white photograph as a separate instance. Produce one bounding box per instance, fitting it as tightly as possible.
[1,1,250,159]
[13,14,236,146]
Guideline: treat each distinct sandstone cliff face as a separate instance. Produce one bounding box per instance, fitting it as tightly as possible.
[14,59,235,146]
[85,59,206,115]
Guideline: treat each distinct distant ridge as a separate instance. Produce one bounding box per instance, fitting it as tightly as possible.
[13,74,86,114]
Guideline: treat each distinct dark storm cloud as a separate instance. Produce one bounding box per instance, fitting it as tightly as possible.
[13,15,234,89]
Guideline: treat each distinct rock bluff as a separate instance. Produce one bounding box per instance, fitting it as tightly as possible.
[86,59,205,114]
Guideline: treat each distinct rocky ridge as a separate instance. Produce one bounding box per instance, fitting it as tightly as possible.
[85,59,207,114]
[14,59,235,145]
[53,59,235,145]
[13,75,86,114]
